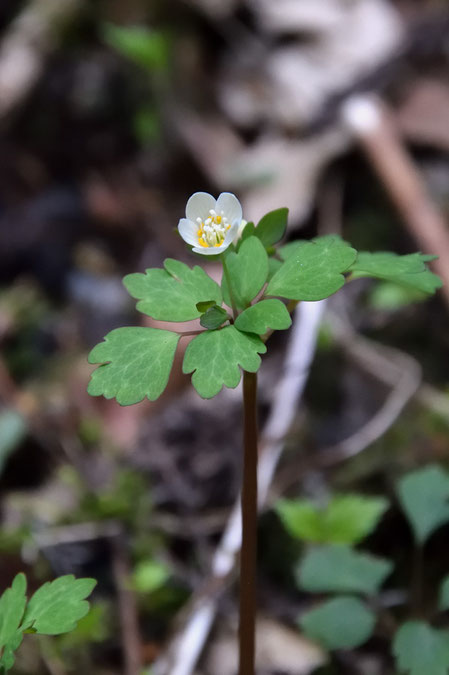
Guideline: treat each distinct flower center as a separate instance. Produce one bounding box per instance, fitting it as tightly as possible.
[196,209,231,248]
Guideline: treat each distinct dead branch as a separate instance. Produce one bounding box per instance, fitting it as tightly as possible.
[341,95,449,307]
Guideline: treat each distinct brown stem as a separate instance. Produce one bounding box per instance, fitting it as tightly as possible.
[239,370,258,675]
[178,329,206,337]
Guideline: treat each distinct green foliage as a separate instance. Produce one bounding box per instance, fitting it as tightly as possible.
[254,208,288,247]
[267,235,357,301]
[276,494,389,545]
[393,622,449,675]
[239,221,256,243]
[124,259,222,322]
[57,602,110,649]
[0,574,95,671]
[103,24,170,71]
[133,108,160,144]
[0,573,26,670]
[199,305,230,330]
[22,576,96,635]
[0,410,27,475]
[368,281,428,310]
[222,237,268,309]
[88,327,180,405]
[297,545,392,595]
[396,465,449,545]
[182,325,266,398]
[132,560,170,594]
[300,597,375,650]
[234,299,292,334]
[349,252,442,294]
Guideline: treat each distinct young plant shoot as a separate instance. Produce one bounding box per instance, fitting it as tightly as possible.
[87,192,442,675]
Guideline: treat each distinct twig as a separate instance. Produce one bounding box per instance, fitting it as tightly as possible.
[341,94,449,307]
[111,536,142,675]
[152,300,326,675]
[315,313,421,467]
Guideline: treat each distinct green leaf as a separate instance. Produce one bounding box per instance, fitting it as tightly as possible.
[200,305,230,330]
[276,494,389,545]
[124,259,222,322]
[235,299,292,334]
[222,237,268,309]
[88,327,180,405]
[393,622,449,675]
[0,573,27,671]
[267,257,282,281]
[240,222,256,243]
[368,281,428,310]
[102,24,170,71]
[22,576,96,636]
[182,325,266,398]
[396,465,449,545]
[349,252,442,294]
[300,597,375,650]
[196,300,217,313]
[438,575,449,611]
[0,410,27,475]
[255,208,288,247]
[267,235,357,301]
[132,561,170,594]
[298,545,392,595]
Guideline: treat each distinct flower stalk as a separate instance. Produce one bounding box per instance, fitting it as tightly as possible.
[239,370,258,675]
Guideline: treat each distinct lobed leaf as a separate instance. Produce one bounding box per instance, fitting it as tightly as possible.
[396,465,449,545]
[22,576,96,636]
[124,259,222,321]
[222,237,268,309]
[88,327,180,405]
[235,299,292,335]
[254,208,288,247]
[349,252,442,294]
[267,235,356,301]
[0,573,27,671]
[276,494,389,545]
[300,596,375,650]
[297,545,392,595]
[393,622,449,675]
[199,305,230,330]
[182,325,266,398]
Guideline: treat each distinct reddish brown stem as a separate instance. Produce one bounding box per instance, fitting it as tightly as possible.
[239,370,258,675]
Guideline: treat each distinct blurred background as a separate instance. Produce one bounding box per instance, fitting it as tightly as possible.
[0,0,449,673]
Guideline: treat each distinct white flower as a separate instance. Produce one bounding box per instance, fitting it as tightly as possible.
[178,192,242,255]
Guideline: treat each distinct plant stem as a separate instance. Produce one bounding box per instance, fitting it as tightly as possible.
[239,370,258,675]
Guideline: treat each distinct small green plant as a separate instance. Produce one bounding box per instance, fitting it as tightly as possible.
[0,573,96,672]
[277,464,449,675]
[87,191,441,675]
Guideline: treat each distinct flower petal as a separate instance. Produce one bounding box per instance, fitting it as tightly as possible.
[178,218,198,246]
[192,244,228,256]
[186,192,216,223]
[216,192,242,226]
[223,221,239,246]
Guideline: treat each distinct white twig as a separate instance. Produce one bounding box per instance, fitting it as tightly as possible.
[317,313,421,466]
[152,300,326,675]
